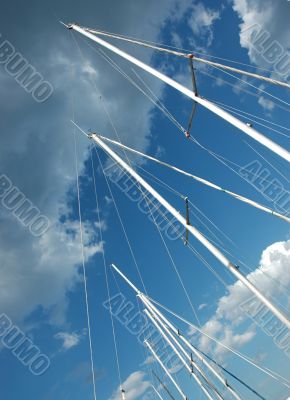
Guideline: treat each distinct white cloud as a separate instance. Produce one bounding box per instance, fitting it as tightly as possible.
[232,0,290,80]
[141,355,155,366]
[109,371,150,400]
[188,3,221,46]
[258,96,275,111]
[198,303,207,311]
[54,330,86,351]
[193,239,290,358]
[0,0,194,331]
[0,217,102,326]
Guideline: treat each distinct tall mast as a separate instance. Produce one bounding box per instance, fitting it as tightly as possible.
[94,134,290,224]
[68,23,290,162]
[83,27,290,90]
[144,308,222,400]
[141,295,242,400]
[89,134,290,329]
[112,263,243,400]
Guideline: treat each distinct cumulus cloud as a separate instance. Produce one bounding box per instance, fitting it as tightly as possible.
[54,330,86,351]
[0,217,102,326]
[188,3,221,46]
[258,96,275,112]
[192,239,290,358]
[109,371,150,400]
[0,0,194,330]
[198,303,207,311]
[232,0,290,80]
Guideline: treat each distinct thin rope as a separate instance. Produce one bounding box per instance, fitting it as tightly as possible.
[196,67,290,114]
[138,183,202,328]
[90,146,124,392]
[210,99,290,139]
[97,146,285,388]
[245,141,289,184]
[96,133,290,223]
[193,345,267,400]
[188,200,237,248]
[81,34,287,198]
[94,148,148,295]
[209,63,290,107]
[92,52,288,196]
[73,30,150,297]
[213,102,290,140]
[188,136,290,195]
[109,171,234,290]
[98,145,202,328]
[102,152,236,297]
[73,126,97,400]
[91,132,285,318]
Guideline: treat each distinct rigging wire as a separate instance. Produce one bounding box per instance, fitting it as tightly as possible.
[188,136,290,196]
[209,99,290,138]
[245,141,290,184]
[69,30,98,400]
[73,125,97,400]
[90,146,124,393]
[133,161,236,248]
[208,63,290,107]
[195,67,290,114]
[211,101,290,140]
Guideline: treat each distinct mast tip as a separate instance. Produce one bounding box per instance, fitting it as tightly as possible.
[60,21,77,29]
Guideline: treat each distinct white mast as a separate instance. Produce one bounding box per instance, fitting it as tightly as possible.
[111,263,242,400]
[68,23,290,162]
[145,340,188,400]
[144,309,222,400]
[95,134,290,224]
[83,27,290,90]
[140,294,242,400]
[90,134,290,329]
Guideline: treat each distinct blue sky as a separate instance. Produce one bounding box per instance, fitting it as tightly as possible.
[0,1,289,399]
